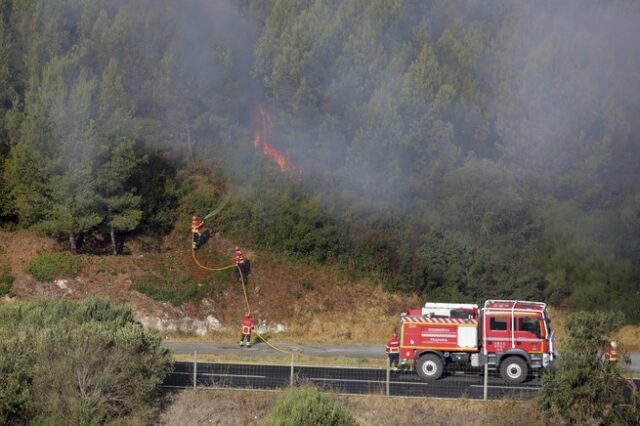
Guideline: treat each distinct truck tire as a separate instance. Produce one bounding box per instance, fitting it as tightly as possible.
[416,354,443,380]
[500,356,528,384]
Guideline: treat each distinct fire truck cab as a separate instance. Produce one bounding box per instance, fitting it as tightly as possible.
[398,299,555,384]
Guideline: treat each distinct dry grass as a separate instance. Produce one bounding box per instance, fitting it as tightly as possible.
[615,325,640,352]
[157,389,278,425]
[548,307,640,354]
[174,352,386,368]
[166,309,404,345]
[344,394,542,426]
[157,388,543,426]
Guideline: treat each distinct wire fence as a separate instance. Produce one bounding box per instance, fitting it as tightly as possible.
[163,352,545,400]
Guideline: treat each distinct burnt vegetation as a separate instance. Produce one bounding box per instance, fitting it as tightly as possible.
[0,0,639,323]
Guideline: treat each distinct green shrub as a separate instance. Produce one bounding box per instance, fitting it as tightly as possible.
[135,273,221,306]
[0,298,173,425]
[27,252,85,282]
[0,265,14,296]
[540,311,639,425]
[263,387,355,426]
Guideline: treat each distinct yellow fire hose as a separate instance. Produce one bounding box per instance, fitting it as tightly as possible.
[191,241,290,354]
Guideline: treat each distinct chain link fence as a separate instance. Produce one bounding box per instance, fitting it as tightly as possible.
[163,352,543,400]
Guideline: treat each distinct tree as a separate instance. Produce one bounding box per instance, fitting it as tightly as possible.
[540,311,639,425]
[95,59,144,254]
[31,59,103,253]
[96,140,144,254]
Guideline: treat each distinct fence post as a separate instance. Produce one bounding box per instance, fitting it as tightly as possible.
[483,360,488,400]
[193,350,197,390]
[386,356,390,396]
[290,352,295,387]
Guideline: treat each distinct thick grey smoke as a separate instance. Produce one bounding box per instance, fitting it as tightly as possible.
[174,0,260,107]
[249,1,640,222]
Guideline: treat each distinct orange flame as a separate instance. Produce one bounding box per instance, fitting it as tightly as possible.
[251,103,300,177]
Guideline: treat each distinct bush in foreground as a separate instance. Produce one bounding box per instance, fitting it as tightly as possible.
[540,311,640,425]
[0,298,173,424]
[263,386,355,426]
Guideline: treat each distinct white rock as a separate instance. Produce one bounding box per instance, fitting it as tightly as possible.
[136,313,224,336]
[54,279,72,294]
[206,315,221,330]
[255,319,287,334]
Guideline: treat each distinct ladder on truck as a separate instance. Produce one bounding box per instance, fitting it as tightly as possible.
[422,302,478,319]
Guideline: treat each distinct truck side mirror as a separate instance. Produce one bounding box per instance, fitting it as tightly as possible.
[538,320,546,338]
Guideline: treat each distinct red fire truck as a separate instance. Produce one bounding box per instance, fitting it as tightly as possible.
[397,300,555,384]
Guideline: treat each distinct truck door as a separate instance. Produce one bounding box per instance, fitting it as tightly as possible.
[515,315,543,353]
[485,314,511,353]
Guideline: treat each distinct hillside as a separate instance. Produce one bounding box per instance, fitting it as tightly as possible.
[5,229,640,353]
[0,230,419,344]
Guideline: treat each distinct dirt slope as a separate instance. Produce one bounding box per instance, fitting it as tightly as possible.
[0,230,419,343]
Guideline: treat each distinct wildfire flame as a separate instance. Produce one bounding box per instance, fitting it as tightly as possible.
[251,103,300,178]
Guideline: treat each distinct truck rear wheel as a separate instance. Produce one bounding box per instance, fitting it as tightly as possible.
[416,354,443,380]
[500,356,528,384]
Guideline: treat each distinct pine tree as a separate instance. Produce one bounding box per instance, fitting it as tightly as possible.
[7,56,102,252]
[94,59,144,254]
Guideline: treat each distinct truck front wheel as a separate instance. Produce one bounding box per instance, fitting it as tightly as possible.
[499,356,528,384]
[416,354,443,380]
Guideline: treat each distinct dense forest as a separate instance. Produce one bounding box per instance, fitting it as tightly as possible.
[0,0,639,321]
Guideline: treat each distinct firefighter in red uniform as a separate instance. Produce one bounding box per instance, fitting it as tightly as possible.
[386,331,400,371]
[234,246,245,265]
[191,216,204,249]
[240,312,255,347]
[233,246,251,285]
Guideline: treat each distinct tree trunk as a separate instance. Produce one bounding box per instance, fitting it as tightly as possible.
[69,232,77,254]
[75,233,85,251]
[116,234,124,255]
[186,123,193,162]
[110,224,117,255]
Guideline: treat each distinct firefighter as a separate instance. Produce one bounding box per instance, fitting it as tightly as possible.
[191,216,204,249]
[233,246,251,285]
[240,312,255,347]
[605,340,619,363]
[234,246,245,265]
[386,331,400,371]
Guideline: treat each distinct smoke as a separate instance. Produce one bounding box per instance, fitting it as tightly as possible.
[244,1,640,217]
[172,0,260,108]
[19,0,640,250]
[493,1,640,195]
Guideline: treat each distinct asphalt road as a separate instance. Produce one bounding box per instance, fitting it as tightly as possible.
[162,361,543,399]
[162,343,640,400]
[163,342,640,373]
[631,354,640,372]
